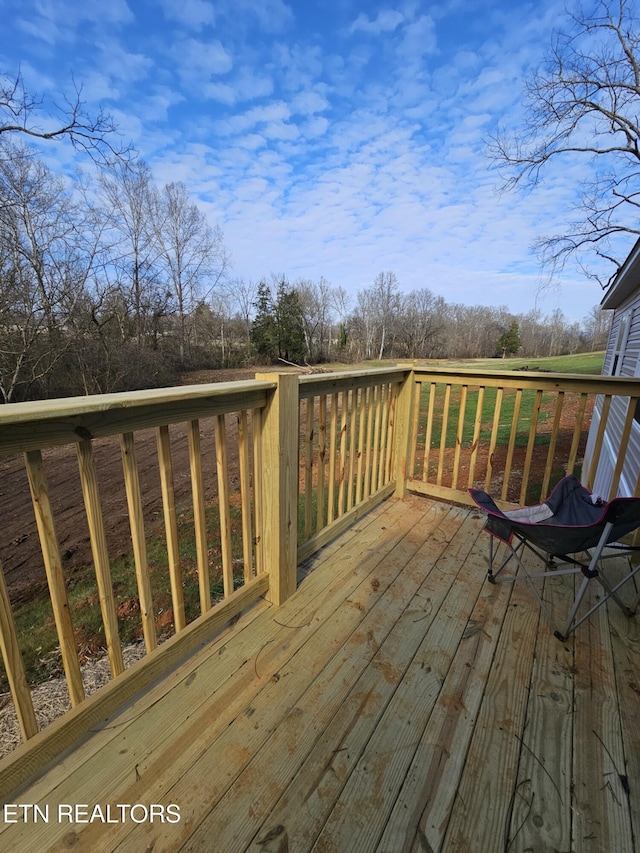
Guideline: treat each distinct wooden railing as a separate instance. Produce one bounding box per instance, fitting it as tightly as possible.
[1,363,639,774]
[0,381,275,745]
[0,368,411,758]
[406,366,640,507]
[297,368,408,561]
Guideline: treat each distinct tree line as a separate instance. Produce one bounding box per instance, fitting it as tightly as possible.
[249,271,610,368]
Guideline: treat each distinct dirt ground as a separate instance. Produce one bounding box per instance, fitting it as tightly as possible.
[0,367,288,603]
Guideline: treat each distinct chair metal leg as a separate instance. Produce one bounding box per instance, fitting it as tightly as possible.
[487,536,525,583]
[556,574,591,641]
[555,520,640,639]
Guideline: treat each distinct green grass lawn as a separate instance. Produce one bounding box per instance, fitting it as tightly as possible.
[415,351,605,448]
[439,351,605,375]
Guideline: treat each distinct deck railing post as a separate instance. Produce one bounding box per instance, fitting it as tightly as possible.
[255,373,299,605]
[394,367,416,498]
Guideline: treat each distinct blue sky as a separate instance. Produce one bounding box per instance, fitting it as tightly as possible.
[1,0,614,321]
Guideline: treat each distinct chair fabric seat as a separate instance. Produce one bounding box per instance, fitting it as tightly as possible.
[468,475,640,640]
[469,475,640,555]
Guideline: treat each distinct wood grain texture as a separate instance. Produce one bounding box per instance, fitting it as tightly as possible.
[0,497,638,853]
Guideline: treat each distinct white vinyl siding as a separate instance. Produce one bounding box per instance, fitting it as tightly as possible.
[585,299,640,497]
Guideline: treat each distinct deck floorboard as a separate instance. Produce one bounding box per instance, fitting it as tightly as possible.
[1,494,639,853]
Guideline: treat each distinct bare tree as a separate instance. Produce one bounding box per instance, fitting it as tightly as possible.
[489,0,640,286]
[99,160,169,347]
[331,285,352,357]
[354,289,377,360]
[0,141,103,400]
[227,276,258,346]
[583,304,612,350]
[371,271,400,359]
[0,71,131,164]
[149,182,229,365]
[398,288,446,358]
[296,277,335,362]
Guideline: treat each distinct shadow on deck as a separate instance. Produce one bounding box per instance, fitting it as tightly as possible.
[1,493,639,852]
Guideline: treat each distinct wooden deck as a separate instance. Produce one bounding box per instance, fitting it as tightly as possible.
[1,493,639,852]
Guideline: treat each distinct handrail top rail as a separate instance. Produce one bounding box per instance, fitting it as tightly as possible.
[411,364,640,393]
[0,379,279,456]
[411,364,608,380]
[0,379,277,426]
[299,366,409,397]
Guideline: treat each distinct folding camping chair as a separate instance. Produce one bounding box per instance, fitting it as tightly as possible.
[469,475,640,640]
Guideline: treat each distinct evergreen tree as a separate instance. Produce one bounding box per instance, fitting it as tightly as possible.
[250,281,278,362]
[275,280,307,363]
[496,320,522,358]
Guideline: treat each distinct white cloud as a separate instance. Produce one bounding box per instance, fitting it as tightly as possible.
[216,101,292,136]
[236,133,268,150]
[94,40,154,84]
[401,15,437,58]
[171,38,234,86]
[229,0,294,33]
[290,90,329,116]
[301,116,329,139]
[204,70,274,105]
[350,10,405,35]
[158,0,215,29]
[17,0,133,38]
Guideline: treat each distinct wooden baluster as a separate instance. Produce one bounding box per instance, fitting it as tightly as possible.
[502,388,523,502]
[25,450,85,706]
[467,385,485,488]
[437,384,451,487]
[452,385,467,491]
[371,385,383,493]
[327,393,338,523]
[378,383,390,487]
[252,408,264,576]
[0,559,38,740]
[485,387,503,492]
[347,389,358,511]
[585,394,611,491]
[422,382,436,483]
[609,396,635,498]
[120,432,157,654]
[238,410,254,583]
[317,395,327,529]
[76,439,124,678]
[542,391,565,500]
[520,389,543,505]
[567,392,589,478]
[156,425,186,632]
[304,397,314,537]
[385,382,398,484]
[214,414,233,598]
[364,386,375,498]
[338,391,348,517]
[188,420,211,613]
[356,387,366,504]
